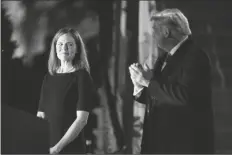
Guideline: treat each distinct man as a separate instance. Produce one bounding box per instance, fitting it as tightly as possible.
[129,8,214,154]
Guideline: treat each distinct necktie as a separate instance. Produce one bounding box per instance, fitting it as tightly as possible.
[161,53,171,71]
[154,52,169,74]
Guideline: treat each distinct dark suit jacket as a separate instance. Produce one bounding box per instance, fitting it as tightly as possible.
[136,38,215,154]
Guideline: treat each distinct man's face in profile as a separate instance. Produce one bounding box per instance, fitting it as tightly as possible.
[151,22,164,50]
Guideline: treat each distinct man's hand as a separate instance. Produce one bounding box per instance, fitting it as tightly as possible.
[129,63,142,87]
[129,63,153,87]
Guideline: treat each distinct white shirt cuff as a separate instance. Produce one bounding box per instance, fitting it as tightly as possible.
[133,85,144,96]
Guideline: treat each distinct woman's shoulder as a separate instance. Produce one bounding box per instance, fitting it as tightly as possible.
[75,68,90,77]
[74,69,93,85]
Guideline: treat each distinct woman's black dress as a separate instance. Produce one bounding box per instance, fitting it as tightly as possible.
[38,69,94,154]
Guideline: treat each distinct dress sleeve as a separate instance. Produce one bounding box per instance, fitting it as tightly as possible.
[38,74,48,112]
[76,69,95,113]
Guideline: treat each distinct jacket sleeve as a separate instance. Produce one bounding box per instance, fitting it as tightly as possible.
[147,50,211,106]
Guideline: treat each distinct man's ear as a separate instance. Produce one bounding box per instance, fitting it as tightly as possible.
[162,26,169,38]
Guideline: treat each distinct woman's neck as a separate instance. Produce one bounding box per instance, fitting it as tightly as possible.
[58,61,75,73]
[60,60,72,68]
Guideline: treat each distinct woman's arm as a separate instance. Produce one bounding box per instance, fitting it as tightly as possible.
[50,111,89,154]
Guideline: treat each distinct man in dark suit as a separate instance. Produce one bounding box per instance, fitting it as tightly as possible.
[129,8,214,154]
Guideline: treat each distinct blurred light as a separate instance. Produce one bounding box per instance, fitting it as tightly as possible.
[2,1,27,59]
[120,1,127,37]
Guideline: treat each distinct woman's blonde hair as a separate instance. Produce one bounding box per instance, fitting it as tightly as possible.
[48,28,90,75]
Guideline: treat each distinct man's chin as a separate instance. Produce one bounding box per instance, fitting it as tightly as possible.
[157,47,167,55]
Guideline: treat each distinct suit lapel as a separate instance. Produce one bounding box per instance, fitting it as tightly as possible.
[152,52,168,77]
[161,38,192,76]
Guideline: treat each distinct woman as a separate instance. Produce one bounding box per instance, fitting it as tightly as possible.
[37,28,94,154]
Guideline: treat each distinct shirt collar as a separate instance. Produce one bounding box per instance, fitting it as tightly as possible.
[169,35,188,56]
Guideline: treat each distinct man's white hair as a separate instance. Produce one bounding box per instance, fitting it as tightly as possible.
[150,8,192,36]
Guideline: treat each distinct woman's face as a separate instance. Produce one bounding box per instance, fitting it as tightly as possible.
[56,33,77,62]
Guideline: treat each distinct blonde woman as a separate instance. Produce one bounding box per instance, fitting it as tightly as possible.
[37,28,94,154]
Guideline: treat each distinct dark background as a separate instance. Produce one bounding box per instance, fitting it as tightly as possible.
[2,0,232,153]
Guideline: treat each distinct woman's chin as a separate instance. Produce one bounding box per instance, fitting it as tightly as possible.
[58,57,69,62]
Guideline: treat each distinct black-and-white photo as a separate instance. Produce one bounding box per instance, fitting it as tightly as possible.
[1,0,232,154]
